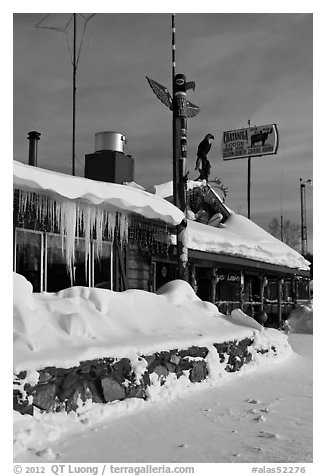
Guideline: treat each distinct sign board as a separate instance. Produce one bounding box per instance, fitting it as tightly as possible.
[217,274,240,282]
[222,124,279,160]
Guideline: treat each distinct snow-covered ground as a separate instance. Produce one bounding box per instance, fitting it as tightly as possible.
[287,302,313,334]
[12,272,314,467]
[14,334,312,464]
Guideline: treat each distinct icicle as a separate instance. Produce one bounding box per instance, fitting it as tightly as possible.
[117,212,129,245]
[16,188,130,285]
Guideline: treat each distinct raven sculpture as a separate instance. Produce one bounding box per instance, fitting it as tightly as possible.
[195,133,214,181]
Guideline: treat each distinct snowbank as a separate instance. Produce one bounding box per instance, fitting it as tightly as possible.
[286,303,313,334]
[13,272,289,373]
[13,272,295,458]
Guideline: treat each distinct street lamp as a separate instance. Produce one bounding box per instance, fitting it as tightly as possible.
[300,178,312,256]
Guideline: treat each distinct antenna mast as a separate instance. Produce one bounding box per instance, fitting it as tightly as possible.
[35,13,95,175]
[72,13,77,176]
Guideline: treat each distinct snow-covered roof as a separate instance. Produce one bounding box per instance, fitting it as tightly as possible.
[149,179,209,199]
[13,161,185,227]
[13,162,310,271]
[189,217,309,270]
[151,181,309,271]
[186,216,310,271]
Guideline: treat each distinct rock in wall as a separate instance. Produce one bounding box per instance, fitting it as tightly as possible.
[13,336,278,415]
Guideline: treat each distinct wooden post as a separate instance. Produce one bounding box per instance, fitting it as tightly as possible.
[239,270,245,311]
[259,276,268,311]
[210,267,219,304]
[291,276,298,304]
[277,278,284,328]
[190,264,198,294]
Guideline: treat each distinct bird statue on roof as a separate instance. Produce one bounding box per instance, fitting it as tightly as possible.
[195,133,214,181]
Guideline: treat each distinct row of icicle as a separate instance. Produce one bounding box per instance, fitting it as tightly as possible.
[18,189,129,282]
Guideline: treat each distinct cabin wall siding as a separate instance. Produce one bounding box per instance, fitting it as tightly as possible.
[127,247,151,291]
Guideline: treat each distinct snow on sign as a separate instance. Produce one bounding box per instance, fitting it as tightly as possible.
[222,124,279,160]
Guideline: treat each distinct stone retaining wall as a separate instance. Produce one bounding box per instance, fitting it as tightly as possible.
[14,336,277,415]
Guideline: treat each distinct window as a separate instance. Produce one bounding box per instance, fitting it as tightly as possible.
[45,234,89,292]
[93,241,112,288]
[15,228,43,292]
[15,228,113,293]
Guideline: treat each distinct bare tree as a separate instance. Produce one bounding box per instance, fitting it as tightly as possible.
[268,217,301,251]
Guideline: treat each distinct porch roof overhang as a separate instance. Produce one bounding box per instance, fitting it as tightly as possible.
[185,217,310,275]
[188,249,310,278]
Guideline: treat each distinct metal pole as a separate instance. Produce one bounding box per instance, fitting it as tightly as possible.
[280,214,284,241]
[247,157,251,219]
[172,14,177,206]
[300,178,307,256]
[247,119,251,219]
[72,13,77,176]
[172,14,176,91]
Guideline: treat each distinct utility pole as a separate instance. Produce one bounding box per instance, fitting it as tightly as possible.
[300,178,312,256]
[280,214,284,242]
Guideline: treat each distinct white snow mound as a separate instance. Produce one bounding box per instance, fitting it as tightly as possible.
[13,273,290,373]
[287,304,313,334]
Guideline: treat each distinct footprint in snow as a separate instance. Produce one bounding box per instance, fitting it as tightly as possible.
[247,408,258,414]
[258,431,280,439]
[178,443,189,448]
[35,448,59,460]
[253,415,266,423]
[246,398,261,404]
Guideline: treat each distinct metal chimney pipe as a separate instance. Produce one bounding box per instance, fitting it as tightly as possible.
[27,131,41,166]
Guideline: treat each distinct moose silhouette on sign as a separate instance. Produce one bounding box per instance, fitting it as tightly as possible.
[250,130,270,147]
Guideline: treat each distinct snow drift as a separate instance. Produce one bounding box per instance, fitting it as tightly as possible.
[13,272,295,459]
[286,303,313,334]
[13,272,290,373]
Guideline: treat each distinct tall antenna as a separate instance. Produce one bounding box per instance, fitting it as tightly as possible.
[72,13,77,176]
[35,13,95,175]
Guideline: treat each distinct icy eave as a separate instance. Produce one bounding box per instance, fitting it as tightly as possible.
[13,161,185,226]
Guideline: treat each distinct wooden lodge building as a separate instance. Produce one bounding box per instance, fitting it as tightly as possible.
[13,132,310,328]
